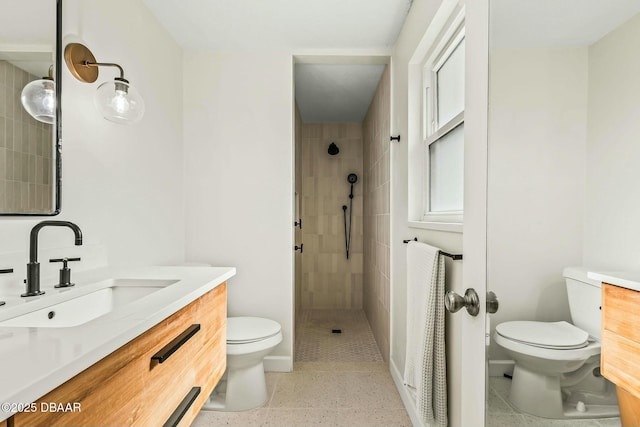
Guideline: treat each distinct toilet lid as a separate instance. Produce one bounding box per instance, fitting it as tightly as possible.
[496,321,589,349]
[227,317,282,344]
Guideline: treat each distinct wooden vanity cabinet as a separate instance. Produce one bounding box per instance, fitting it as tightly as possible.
[601,283,640,427]
[11,283,227,427]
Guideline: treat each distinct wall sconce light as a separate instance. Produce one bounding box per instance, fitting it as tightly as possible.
[21,65,55,124]
[64,43,145,124]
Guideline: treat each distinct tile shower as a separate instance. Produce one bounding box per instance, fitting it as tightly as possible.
[0,60,53,213]
[295,66,391,363]
[299,121,364,310]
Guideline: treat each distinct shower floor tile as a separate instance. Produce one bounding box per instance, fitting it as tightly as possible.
[295,309,383,362]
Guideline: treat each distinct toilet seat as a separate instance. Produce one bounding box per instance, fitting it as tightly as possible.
[227,317,282,344]
[496,321,589,349]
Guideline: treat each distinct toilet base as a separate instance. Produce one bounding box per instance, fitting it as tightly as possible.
[202,361,268,412]
[509,363,619,419]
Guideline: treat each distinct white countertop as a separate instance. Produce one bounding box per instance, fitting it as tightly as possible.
[0,266,235,421]
[588,270,640,292]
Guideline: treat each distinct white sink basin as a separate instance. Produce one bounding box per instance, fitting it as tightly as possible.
[0,278,177,328]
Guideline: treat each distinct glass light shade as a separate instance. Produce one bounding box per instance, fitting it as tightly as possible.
[21,79,56,124]
[94,79,145,124]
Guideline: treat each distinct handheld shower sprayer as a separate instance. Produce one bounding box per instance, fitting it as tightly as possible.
[343,173,358,259]
[347,173,358,199]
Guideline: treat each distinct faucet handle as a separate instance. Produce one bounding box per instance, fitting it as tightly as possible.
[50,258,81,288]
[49,257,81,265]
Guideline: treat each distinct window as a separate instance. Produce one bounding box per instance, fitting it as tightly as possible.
[422,26,465,222]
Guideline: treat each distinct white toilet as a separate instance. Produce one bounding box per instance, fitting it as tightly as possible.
[203,316,282,412]
[494,267,619,419]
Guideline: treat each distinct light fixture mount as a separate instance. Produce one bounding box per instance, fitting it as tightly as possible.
[63,42,145,124]
[64,43,98,83]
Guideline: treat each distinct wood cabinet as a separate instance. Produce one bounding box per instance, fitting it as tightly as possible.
[11,283,227,427]
[601,283,640,427]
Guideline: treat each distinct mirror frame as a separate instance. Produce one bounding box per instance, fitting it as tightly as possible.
[0,0,62,216]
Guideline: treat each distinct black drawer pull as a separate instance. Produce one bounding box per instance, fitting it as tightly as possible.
[162,386,201,427]
[152,324,200,363]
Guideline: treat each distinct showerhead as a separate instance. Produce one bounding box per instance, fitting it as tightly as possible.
[347,173,358,184]
[328,142,339,156]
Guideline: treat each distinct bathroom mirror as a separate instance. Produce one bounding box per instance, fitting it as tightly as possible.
[0,0,61,215]
[486,0,640,424]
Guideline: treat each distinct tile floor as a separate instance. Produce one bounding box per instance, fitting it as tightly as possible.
[193,310,410,427]
[295,309,384,362]
[487,376,622,427]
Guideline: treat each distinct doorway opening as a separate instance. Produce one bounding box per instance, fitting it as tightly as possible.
[292,55,391,364]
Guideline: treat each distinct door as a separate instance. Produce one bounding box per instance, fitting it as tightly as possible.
[461,0,489,425]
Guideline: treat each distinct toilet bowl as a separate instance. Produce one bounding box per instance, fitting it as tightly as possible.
[203,316,282,412]
[494,267,619,419]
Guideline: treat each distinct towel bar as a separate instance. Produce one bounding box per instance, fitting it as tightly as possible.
[402,237,463,260]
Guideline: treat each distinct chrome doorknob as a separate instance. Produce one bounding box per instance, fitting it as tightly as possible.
[486,291,499,314]
[445,288,480,316]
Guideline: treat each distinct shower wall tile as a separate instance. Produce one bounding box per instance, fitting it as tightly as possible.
[0,60,53,213]
[300,122,363,309]
[362,65,390,363]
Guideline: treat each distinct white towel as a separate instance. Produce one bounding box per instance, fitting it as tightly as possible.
[404,241,448,427]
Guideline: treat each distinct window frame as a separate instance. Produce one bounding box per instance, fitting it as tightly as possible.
[421,22,465,224]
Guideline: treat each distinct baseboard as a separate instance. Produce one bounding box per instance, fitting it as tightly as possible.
[264,355,292,372]
[488,359,514,377]
[390,359,426,427]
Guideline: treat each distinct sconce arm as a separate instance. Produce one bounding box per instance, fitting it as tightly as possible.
[83,61,125,80]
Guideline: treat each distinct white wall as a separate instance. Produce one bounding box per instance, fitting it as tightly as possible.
[487,48,588,359]
[0,0,184,275]
[584,13,640,270]
[183,51,294,369]
[388,1,467,425]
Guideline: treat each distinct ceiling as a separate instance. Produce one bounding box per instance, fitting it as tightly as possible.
[143,0,410,123]
[295,64,386,122]
[143,0,413,50]
[491,0,640,48]
[143,1,640,122]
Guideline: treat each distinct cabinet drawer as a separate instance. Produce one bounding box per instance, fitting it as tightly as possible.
[601,329,640,398]
[136,283,226,427]
[12,331,150,426]
[602,283,640,343]
[13,283,227,427]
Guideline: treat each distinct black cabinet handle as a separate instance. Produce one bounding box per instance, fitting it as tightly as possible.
[151,324,200,364]
[162,386,201,427]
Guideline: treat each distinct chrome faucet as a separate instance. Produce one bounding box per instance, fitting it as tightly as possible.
[23,221,83,297]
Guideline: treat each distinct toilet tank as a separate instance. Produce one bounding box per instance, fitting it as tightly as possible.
[563,267,602,340]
